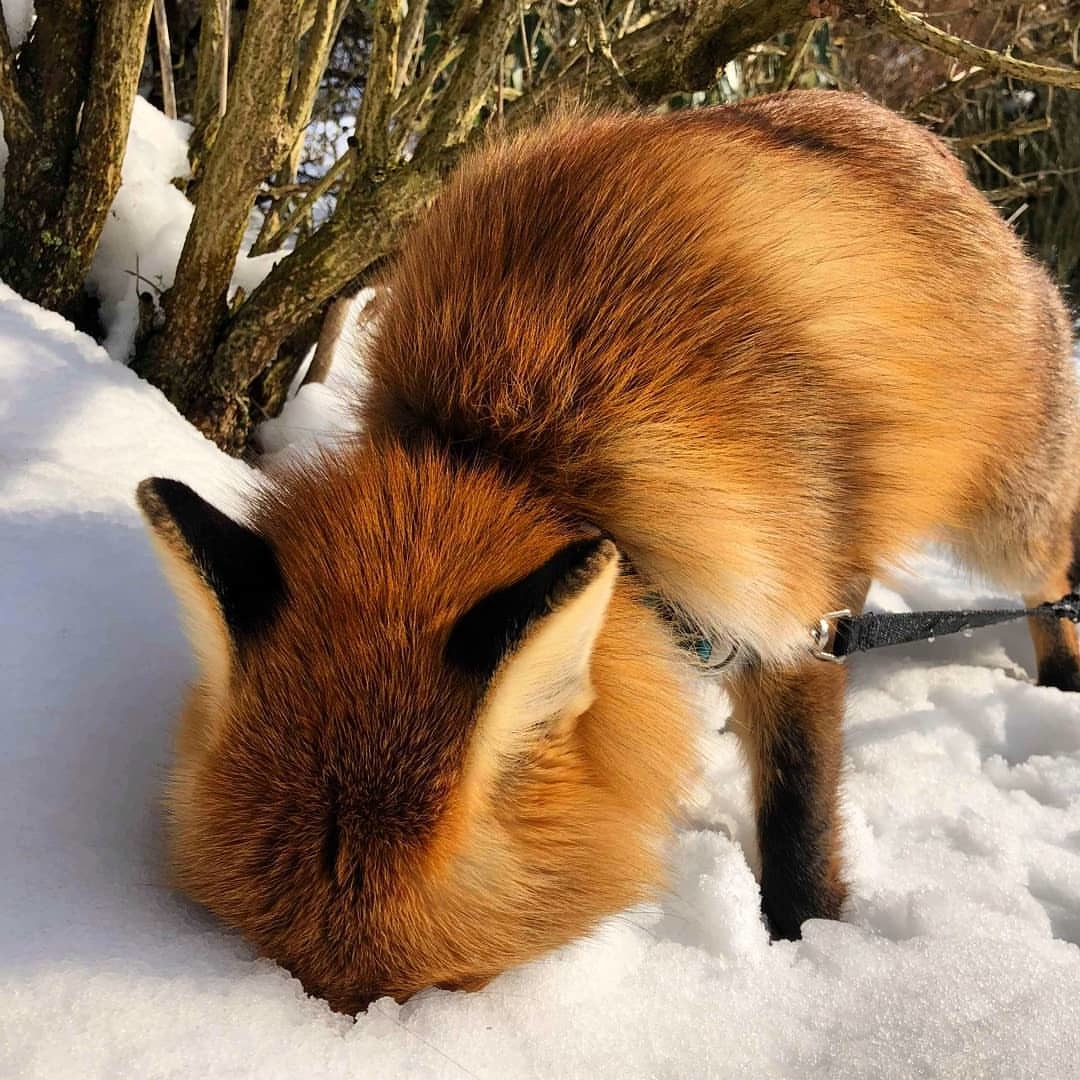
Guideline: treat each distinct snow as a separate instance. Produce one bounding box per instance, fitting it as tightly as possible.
[2,0,34,48]
[2,281,1080,1078]
[257,287,378,461]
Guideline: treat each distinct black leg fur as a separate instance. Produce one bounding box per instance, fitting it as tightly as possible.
[729,660,848,941]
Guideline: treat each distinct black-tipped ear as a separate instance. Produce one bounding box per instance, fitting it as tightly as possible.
[446,536,619,682]
[136,477,284,642]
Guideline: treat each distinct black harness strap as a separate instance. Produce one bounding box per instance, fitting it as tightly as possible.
[815,593,1080,662]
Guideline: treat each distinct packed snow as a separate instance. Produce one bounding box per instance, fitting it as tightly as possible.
[2,283,1080,1079]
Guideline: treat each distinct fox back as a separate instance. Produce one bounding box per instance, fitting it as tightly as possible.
[139,91,1078,1011]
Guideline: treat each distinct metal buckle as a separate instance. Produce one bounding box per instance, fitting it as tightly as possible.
[809,609,852,663]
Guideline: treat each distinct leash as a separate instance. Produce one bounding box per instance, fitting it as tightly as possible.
[809,592,1080,663]
[642,557,1079,671]
[658,591,1080,671]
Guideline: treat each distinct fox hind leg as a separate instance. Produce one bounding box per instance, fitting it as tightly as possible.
[1022,510,1080,692]
[727,576,869,939]
[728,656,849,940]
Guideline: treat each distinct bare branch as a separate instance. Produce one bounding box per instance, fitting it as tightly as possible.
[903,66,989,123]
[508,0,807,115]
[26,0,154,309]
[254,148,351,254]
[396,0,430,95]
[219,0,230,115]
[419,0,522,155]
[288,0,348,133]
[985,180,1056,202]
[205,139,473,449]
[153,0,177,119]
[949,116,1052,151]
[582,0,636,106]
[355,0,405,172]
[193,0,230,129]
[865,0,1080,89]
[776,18,822,92]
[390,14,470,139]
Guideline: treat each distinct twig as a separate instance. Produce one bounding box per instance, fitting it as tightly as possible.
[866,0,1080,89]
[776,18,821,92]
[219,0,230,117]
[153,0,178,118]
[581,0,636,105]
[391,1,479,138]
[287,0,347,132]
[396,0,430,95]
[984,180,1055,201]
[304,293,355,385]
[519,3,533,86]
[904,66,988,123]
[256,148,351,252]
[949,116,1052,150]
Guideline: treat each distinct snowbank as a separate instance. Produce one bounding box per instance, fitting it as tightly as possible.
[2,283,1079,1078]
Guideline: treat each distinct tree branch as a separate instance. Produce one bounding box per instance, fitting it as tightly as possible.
[776,18,821,92]
[287,0,346,133]
[204,140,472,450]
[255,147,351,254]
[419,0,521,154]
[396,0,430,95]
[137,0,306,395]
[354,0,405,173]
[60,0,154,235]
[949,116,1052,151]
[582,0,636,106]
[153,0,177,118]
[865,0,1080,90]
[389,19,468,142]
[191,0,230,169]
[507,0,807,115]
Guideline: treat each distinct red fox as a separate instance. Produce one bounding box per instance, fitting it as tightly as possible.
[138,91,1079,1014]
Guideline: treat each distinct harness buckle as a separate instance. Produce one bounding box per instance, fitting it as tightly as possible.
[810,609,852,663]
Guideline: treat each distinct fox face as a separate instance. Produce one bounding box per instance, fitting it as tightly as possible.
[138,444,693,1012]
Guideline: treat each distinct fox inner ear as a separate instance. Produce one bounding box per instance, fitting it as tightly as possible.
[136,478,284,670]
[447,536,620,771]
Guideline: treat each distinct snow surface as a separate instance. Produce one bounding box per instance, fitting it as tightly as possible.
[2,282,1080,1078]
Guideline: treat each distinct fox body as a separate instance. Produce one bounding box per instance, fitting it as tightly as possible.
[138,91,1080,1013]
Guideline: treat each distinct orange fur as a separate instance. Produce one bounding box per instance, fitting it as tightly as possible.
[140,91,1080,1010]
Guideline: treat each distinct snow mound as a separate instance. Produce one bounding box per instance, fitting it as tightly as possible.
[2,284,1080,1078]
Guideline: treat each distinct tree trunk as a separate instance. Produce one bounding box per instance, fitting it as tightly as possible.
[0,0,153,318]
[189,156,449,452]
[133,0,305,409]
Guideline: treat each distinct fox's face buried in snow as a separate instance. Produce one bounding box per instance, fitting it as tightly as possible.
[136,449,694,1014]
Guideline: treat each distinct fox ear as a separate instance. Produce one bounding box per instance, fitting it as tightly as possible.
[136,478,284,682]
[447,536,619,772]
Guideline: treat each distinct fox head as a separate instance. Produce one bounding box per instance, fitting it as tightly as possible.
[137,444,693,1013]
